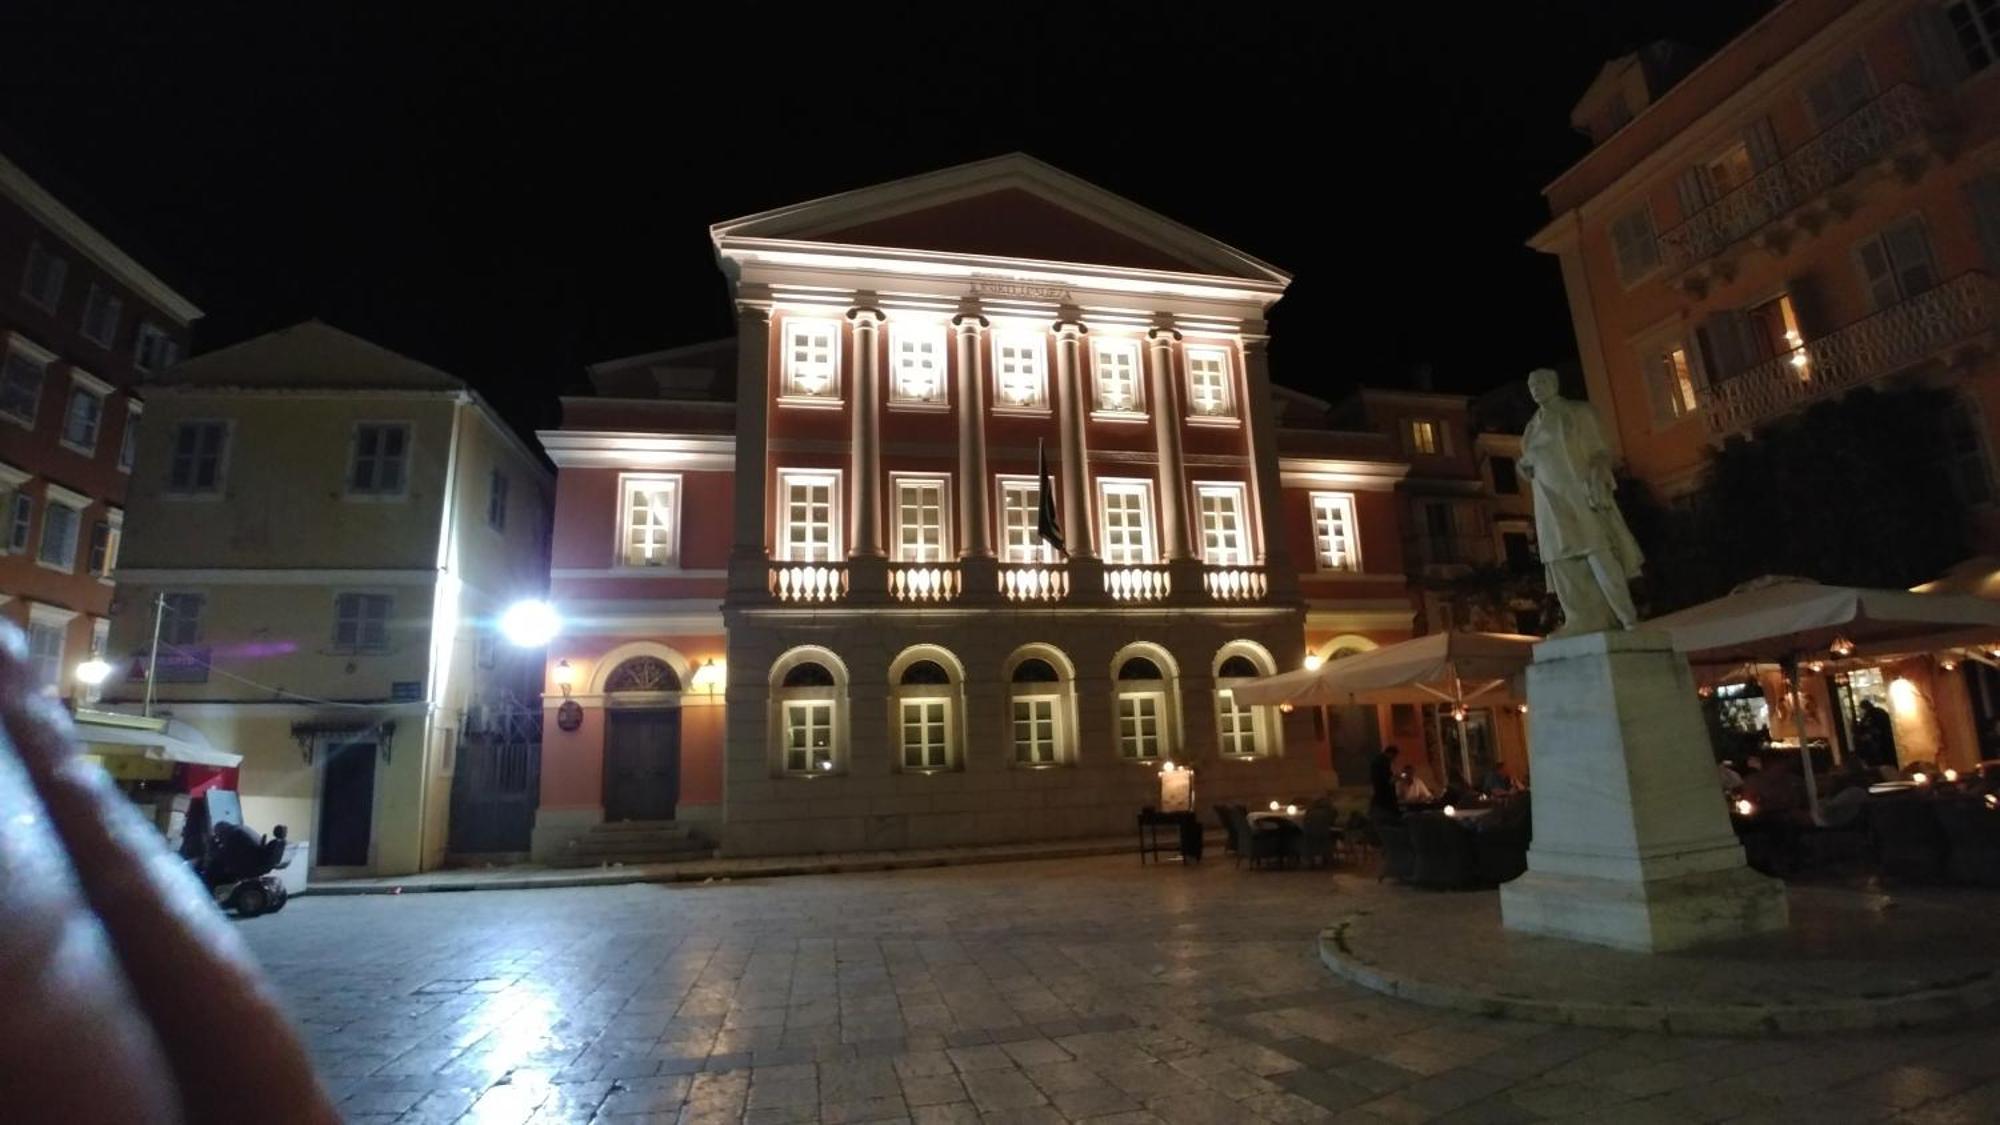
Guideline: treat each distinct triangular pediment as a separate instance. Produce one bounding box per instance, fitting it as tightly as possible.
[712,153,1287,283]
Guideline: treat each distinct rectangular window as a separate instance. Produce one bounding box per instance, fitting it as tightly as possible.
[1701,141,1756,202]
[993,331,1046,409]
[1012,697,1058,764]
[999,479,1054,563]
[900,698,950,769]
[61,381,104,451]
[1407,419,1441,455]
[21,243,66,311]
[347,423,411,495]
[0,342,49,426]
[6,493,32,552]
[1948,0,2000,72]
[782,318,840,399]
[118,404,140,472]
[1217,689,1262,757]
[86,519,120,577]
[1185,347,1234,418]
[1117,693,1165,759]
[134,321,180,372]
[889,323,946,406]
[1311,492,1359,572]
[333,593,393,652]
[619,473,680,567]
[783,701,833,773]
[894,476,949,563]
[1195,483,1249,565]
[167,421,228,494]
[778,471,839,562]
[1097,480,1155,564]
[1804,55,1875,129]
[1855,217,1939,310]
[1609,205,1662,285]
[26,621,64,692]
[161,593,204,646]
[37,502,79,571]
[1093,340,1142,413]
[1640,342,1702,426]
[487,469,509,532]
[80,284,122,347]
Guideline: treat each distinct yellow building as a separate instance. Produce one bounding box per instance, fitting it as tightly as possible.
[106,322,551,877]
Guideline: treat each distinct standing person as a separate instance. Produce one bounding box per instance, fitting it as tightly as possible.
[1855,700,1896,777]
[1370,744,1402,816]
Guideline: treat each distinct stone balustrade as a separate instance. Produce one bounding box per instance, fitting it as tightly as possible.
[997,563,1068,602]
[1202,566,1269,602]
[769,561,848,603]
[1104,564,1172,603]
[887,563,960,603]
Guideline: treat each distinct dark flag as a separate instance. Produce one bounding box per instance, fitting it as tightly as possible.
[1036,439,1066,557]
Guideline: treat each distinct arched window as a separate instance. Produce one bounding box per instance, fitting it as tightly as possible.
[890,646,964,772]
[1005,646,1076,767]
[1215,642,1278,758]
[1111,644,1179,761]
[603,656,681,694]
[769,648,847,775]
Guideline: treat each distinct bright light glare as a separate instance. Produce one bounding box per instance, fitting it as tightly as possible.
[75,658,113,686]
[500,600,561,648]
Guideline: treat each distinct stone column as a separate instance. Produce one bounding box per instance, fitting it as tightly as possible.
[727,298,773,601]
[1240,331,1297,601]
[953,313,992,557]
[1147,327,1195,563]
[847,306,886,559]
[1053,317,1101,597]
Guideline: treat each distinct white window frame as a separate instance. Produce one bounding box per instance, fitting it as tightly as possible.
[20,243,66,312]
[332,592,394,653]
[35,483,89,574]
[771,648,847,777]
[890,473,951,563]
[782,699,837,773]
[997,476,1056,563]
[80,283,122,348]
[117,400,142,473]
[898,696,953,770]
[617,472,681,569]
[87,507,122,580]
[345,421,413,499]
[1011,694,1061,765]
[134,321,179,373]
[1193,481,1252,566]
[0,460,30,555]
[59,369,112,455]
[991,328,1049,413]
[1091,338,1146,417]
[0,333,54,429]
[1183,346,1237,421]
[775,469,842,562]
[887,321,948,408]
[1310,492,1361,573]
[25,603,75,694]
[1117,691,1168,760]
[1636,333,1703,429]
[165,419,230,497]
[1214,647,1275,759]
[1097,478,1157,565]
[780,316,842,404]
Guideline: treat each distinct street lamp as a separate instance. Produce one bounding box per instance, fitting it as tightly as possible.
[75,658,112,687]
[500,599,561,648]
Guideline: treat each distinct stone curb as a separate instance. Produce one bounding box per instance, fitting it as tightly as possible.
[1317,915,2000,1036]
[298,833,1223,896]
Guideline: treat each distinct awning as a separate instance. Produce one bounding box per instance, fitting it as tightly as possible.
[79,718,242,768]
[1231,631,1539,708]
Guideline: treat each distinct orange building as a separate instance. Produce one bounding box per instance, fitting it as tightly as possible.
[534,156,1533,860]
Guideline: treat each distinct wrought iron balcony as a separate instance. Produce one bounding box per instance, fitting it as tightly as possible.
[769,561,847,602]
[1702,272,1999,435]
[1659,84,1940,277]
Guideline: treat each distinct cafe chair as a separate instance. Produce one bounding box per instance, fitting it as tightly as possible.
[1292,805,1338,869]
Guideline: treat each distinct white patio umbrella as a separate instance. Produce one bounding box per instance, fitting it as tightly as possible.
[1232,632,1540,783]
[1647,577,2000,822]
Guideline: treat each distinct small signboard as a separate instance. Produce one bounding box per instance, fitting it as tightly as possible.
[391,681,424,702]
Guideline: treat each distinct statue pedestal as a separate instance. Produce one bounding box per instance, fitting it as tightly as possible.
[1501,629,1787,953]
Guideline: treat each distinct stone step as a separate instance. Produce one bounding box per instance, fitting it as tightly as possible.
[548,821,714,868]
[589,819,693,836]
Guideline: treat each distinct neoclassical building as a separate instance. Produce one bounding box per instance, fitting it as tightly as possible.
[533,156,1518,860]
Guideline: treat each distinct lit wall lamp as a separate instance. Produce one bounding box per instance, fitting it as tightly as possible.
[552,658,576,698]
[1303,653,1323,672]
[552,658,583,732]
[691,658,726,694]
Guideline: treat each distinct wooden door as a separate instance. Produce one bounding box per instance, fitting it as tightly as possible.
[604,709,680,822]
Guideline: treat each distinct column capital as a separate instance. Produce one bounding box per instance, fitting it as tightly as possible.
[1052,319,1089,339]
[734,300,772,325]
[1146,326,1183,344]
[951,313,990,333]
[846,306,887,327]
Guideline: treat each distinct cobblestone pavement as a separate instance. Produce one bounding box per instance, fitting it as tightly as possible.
[243,855,2000,1124]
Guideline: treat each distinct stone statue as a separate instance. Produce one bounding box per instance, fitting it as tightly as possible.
[1518,368,1643,635]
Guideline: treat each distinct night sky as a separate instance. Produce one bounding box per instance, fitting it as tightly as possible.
[4,1,1773,439]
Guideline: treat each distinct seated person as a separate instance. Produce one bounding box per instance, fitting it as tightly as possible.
[1396,766,1435,805]
[1481,762,1521,796]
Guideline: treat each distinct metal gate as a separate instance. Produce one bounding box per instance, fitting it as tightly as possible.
[447,695,542,856]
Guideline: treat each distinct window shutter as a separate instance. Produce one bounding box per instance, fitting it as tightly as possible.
[1969,175,2000,273]
[1744,117,1782,171]
[1887,218,1939,296]
[1906,6,1971,87]
[1804,74,1844,130]
[1855,236,1898,310]
[1783,273,1831,339]
[1675,167,1709,217]
[1698,312,1753,380]
[1640,351,1677,426]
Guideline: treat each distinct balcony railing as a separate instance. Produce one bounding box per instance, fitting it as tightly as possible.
[998,562,1068,602]
[888,562,960,603]
[1702,271,1999,435]
[1104,564,1172,602]
[770,561,847,602]
[1202,566,1269,602]
[1660,84,1937,274]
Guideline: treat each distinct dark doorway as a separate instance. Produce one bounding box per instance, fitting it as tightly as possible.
[1330,704,1381,786]
[604,708,681,822]
[318,742,376,866]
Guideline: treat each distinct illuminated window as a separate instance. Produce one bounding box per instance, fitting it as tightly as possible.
[1407,419,1441,455]
[1195,483,1249,565]
[1640,342,1702,426]
[778,471,839,562]
[1185,348,1234,417]
[1093,340,1143,413]
[773,652,845,775]
[998,478,1055,563]
[86,514,121,578]
[1310,492,1359,572]
[1609,205,1661,285]
[1114,653,1173,760]
[619,473,680,567]
[894,656,957,771]
[890,323,946,405]
[1097,480,1155,564]
[1215,651,1270,758]
[894,475,949,562]
[993,331,1046,409]
[782,318,840,399]
[1008,656,1067,766]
